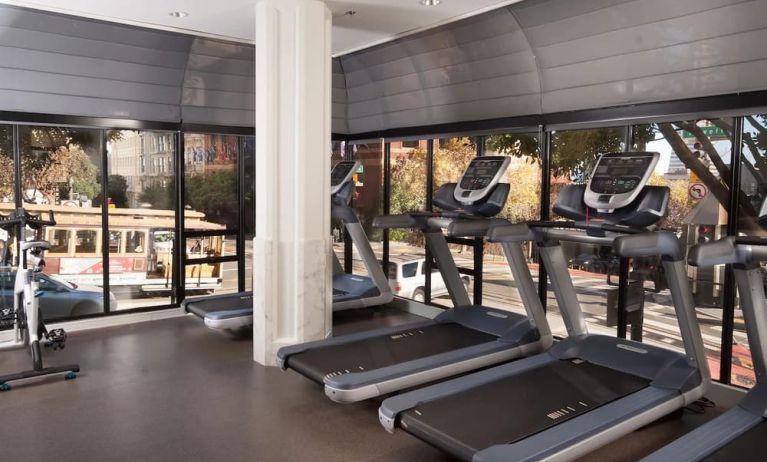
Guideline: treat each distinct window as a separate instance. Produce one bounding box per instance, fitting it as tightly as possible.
[341,141,385,279]
[0,125,13,205]
[183,133,239,296]
[244,136,255,292]
[107,130,176,310]
[632,119,733,383]
[48,230,70,254]
[38,277,58,292]
[388,140,427,301]
[331,140,344,170]
[430,137,477,307]
[734,114,767,388]
[126,231,145,253]
[108,231,122,253]
[402,262,418,278]
[75,230,98,254]
[482,132,542,315]
[547,127,625,337]
[20,125,106,316]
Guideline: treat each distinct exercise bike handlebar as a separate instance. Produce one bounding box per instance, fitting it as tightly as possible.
[0,209,56,231]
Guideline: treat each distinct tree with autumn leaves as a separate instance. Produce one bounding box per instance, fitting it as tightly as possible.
[0,126,121,205]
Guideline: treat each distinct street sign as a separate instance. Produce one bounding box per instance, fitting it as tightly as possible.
[689,183,708,200]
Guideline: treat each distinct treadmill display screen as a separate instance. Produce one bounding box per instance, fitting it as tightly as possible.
[590,156,653,195]
[459,159,506,191]
[331,162,356,186]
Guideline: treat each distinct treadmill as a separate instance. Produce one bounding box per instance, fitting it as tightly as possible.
[639,199,767,462]
[379,152,711,462]
[276,156,552,403]
[182,160,394,333]
[183,291,254,334]
[330,160,393,311]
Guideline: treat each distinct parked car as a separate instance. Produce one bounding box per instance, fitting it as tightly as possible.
[387,255,471,303]
[0,271,112,321]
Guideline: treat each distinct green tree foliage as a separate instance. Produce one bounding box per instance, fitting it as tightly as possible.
[105,174,129,208]
[433,138,476,188]
[7,127,122,204]
[139,179,175,210]
[184,170,238,225]
[389,146,427,244]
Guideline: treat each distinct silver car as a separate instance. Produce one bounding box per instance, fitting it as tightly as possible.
[0,272,113,321]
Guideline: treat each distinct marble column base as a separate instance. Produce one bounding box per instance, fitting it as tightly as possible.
[252,236,332,366]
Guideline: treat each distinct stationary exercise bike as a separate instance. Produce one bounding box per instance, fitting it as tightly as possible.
[0,208,80,391]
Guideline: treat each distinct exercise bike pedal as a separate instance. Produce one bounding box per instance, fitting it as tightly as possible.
[44,328,68,350]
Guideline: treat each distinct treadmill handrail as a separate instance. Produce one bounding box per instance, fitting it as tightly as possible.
[690,236,767,267]
[488,220,643,242]
[614,231,685,261]
[373,211,487,231]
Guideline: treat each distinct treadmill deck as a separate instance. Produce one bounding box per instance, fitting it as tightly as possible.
[184,292,253,318]
[399,359,650,461]
[285,322,497,384]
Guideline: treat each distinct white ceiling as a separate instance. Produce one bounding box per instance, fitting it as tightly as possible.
[0,0,523,55]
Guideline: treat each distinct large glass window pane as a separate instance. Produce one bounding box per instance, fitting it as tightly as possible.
[244,136,255,292]
[19,126,107,320]
[735,114,767,388]
[482,132,542,315]
[341,141,385,279]
[331,140,345,170]
[430,137,476,307]
[107,130,176,309]
[547,127,625,337]
[388,140,427,302]
[0,125,12,204]
[183,133,239,296]
[632,119,732,383]
[0,125,13,328]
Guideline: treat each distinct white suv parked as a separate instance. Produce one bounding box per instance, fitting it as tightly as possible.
[386,254,471,303]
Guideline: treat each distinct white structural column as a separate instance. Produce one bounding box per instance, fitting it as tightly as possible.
[253,0,333,365]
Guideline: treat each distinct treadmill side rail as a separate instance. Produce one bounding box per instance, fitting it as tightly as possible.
[639,406,762,462]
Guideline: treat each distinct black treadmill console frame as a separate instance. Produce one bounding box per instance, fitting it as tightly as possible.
[453,156,511,205]
[330,160,360,195]
[585,152,659,211]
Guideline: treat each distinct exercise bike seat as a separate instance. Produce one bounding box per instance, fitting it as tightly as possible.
[21,241,51,251]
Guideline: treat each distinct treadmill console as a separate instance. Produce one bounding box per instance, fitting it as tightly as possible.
[585,152,659,212]
[331,160,360,196]
[454,156,511,205]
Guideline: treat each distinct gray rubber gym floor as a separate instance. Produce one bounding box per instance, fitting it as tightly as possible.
[0,309,732,462]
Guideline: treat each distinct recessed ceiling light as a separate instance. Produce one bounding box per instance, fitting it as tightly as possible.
[169,11,189,18]
[420,0,441,5]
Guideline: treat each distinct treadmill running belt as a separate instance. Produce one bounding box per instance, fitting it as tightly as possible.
[285,323,497,384]
[185,292,253,318]
[703,420,767,461]
[399,359,650,461]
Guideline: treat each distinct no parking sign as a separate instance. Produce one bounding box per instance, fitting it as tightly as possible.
[688,183,708,200]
